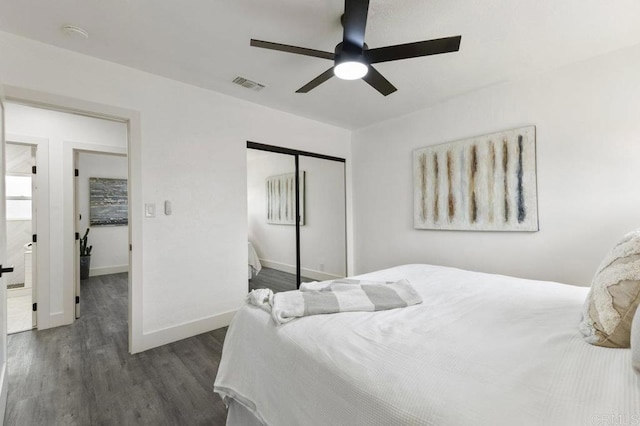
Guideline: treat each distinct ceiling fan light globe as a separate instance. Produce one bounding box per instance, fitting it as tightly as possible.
[334,61,368,80]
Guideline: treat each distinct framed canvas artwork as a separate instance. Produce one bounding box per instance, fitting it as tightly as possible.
[89,177,128,226]
[413,126,538,231]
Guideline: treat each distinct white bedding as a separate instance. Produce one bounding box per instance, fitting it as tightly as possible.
[248,242,262,279]
[215,264,640,425]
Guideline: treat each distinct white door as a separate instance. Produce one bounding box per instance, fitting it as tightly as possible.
[0,84,11,415]
[74,151,80,318]
[31,146,37,328]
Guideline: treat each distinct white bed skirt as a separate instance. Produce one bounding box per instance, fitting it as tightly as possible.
[227,398,264,426]
[248,242,262,280]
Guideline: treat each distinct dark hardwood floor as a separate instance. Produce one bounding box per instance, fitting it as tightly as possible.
[249,267,314,293]
[4,273,228,426]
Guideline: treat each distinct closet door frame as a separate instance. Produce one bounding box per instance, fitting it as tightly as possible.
[247,141,346,288]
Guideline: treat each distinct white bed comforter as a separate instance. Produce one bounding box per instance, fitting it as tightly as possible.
[214,264,640,426]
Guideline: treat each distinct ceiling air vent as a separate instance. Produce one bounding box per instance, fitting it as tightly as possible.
[232,76,266,92]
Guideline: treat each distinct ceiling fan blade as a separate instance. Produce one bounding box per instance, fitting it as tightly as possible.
[342,0,370,47]
[296,68,335,93]
[365,36,462,64]
[362,65,397,96]
[250,39,334,60]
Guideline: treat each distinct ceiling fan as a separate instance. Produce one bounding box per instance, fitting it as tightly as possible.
[250,0,461,96]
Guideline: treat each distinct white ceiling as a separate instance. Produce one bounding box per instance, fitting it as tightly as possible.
[1,0,639,129]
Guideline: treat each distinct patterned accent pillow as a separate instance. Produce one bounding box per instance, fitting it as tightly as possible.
[633,305,640,374]
[579,229,640,348]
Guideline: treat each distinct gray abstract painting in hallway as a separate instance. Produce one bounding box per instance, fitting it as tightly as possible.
[413,126,538,231]
[90,177,128,226]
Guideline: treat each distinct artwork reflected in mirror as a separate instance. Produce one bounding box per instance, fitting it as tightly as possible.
[266,171,305,226]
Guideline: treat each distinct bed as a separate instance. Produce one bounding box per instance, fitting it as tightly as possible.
[248,242,262,279]
[215,264,640,425]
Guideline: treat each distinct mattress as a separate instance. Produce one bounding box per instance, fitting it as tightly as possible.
[214,264,640,425]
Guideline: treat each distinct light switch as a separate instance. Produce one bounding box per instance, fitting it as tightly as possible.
[164,200,172,215]
[145,203,156,218]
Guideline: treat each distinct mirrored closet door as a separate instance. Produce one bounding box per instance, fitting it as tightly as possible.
[246,142,346,293]
[247,148,297,292]
[298,155,346,285]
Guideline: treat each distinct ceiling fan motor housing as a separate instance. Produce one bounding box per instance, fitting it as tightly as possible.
[334,41,368,66]
[333,41,369,79]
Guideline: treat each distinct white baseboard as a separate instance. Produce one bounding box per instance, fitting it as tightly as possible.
[259,259,342,281]
[89,265,129,277]
[0,362,7,423]
[133,309,237,354]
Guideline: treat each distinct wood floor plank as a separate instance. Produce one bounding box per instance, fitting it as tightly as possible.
[249,267,314,293]
[4,273,228,425]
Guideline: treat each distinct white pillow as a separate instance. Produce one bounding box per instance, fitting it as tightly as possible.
[633,305,640,374]
[579,229,640,348]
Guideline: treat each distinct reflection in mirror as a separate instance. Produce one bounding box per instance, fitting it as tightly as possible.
[247,148,298,293]
[247,146,347,294]
[298,156,346,284]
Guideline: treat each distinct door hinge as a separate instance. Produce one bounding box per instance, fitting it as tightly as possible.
[76,296,80,304]
[32,165,37,174]
[75,169,79,177]
[75,232,80,240]
[32,303,37,312]
[129,244,132,251]
[32,234,37,243]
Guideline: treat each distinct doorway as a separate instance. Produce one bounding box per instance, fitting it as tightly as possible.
[4,142,37,333]
[246,142,347,293]
[2,100,129,335]
[73,150,129,319]
[1,87,141,353]
[73,150,129,318]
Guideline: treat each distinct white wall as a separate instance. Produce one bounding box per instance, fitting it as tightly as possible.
[352,43,640,286]
[0,31,351,351]
[77,152,129,276]
[5,103,127,328]
[247,150,346,280]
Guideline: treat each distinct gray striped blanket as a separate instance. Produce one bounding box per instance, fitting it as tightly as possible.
[247,278,422,325]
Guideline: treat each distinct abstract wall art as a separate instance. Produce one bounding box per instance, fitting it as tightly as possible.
[266,171,305,225]
[89,177,128,226]
[413,126,538,231]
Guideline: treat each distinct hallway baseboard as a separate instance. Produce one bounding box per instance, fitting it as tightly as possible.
[89,265,128,277]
